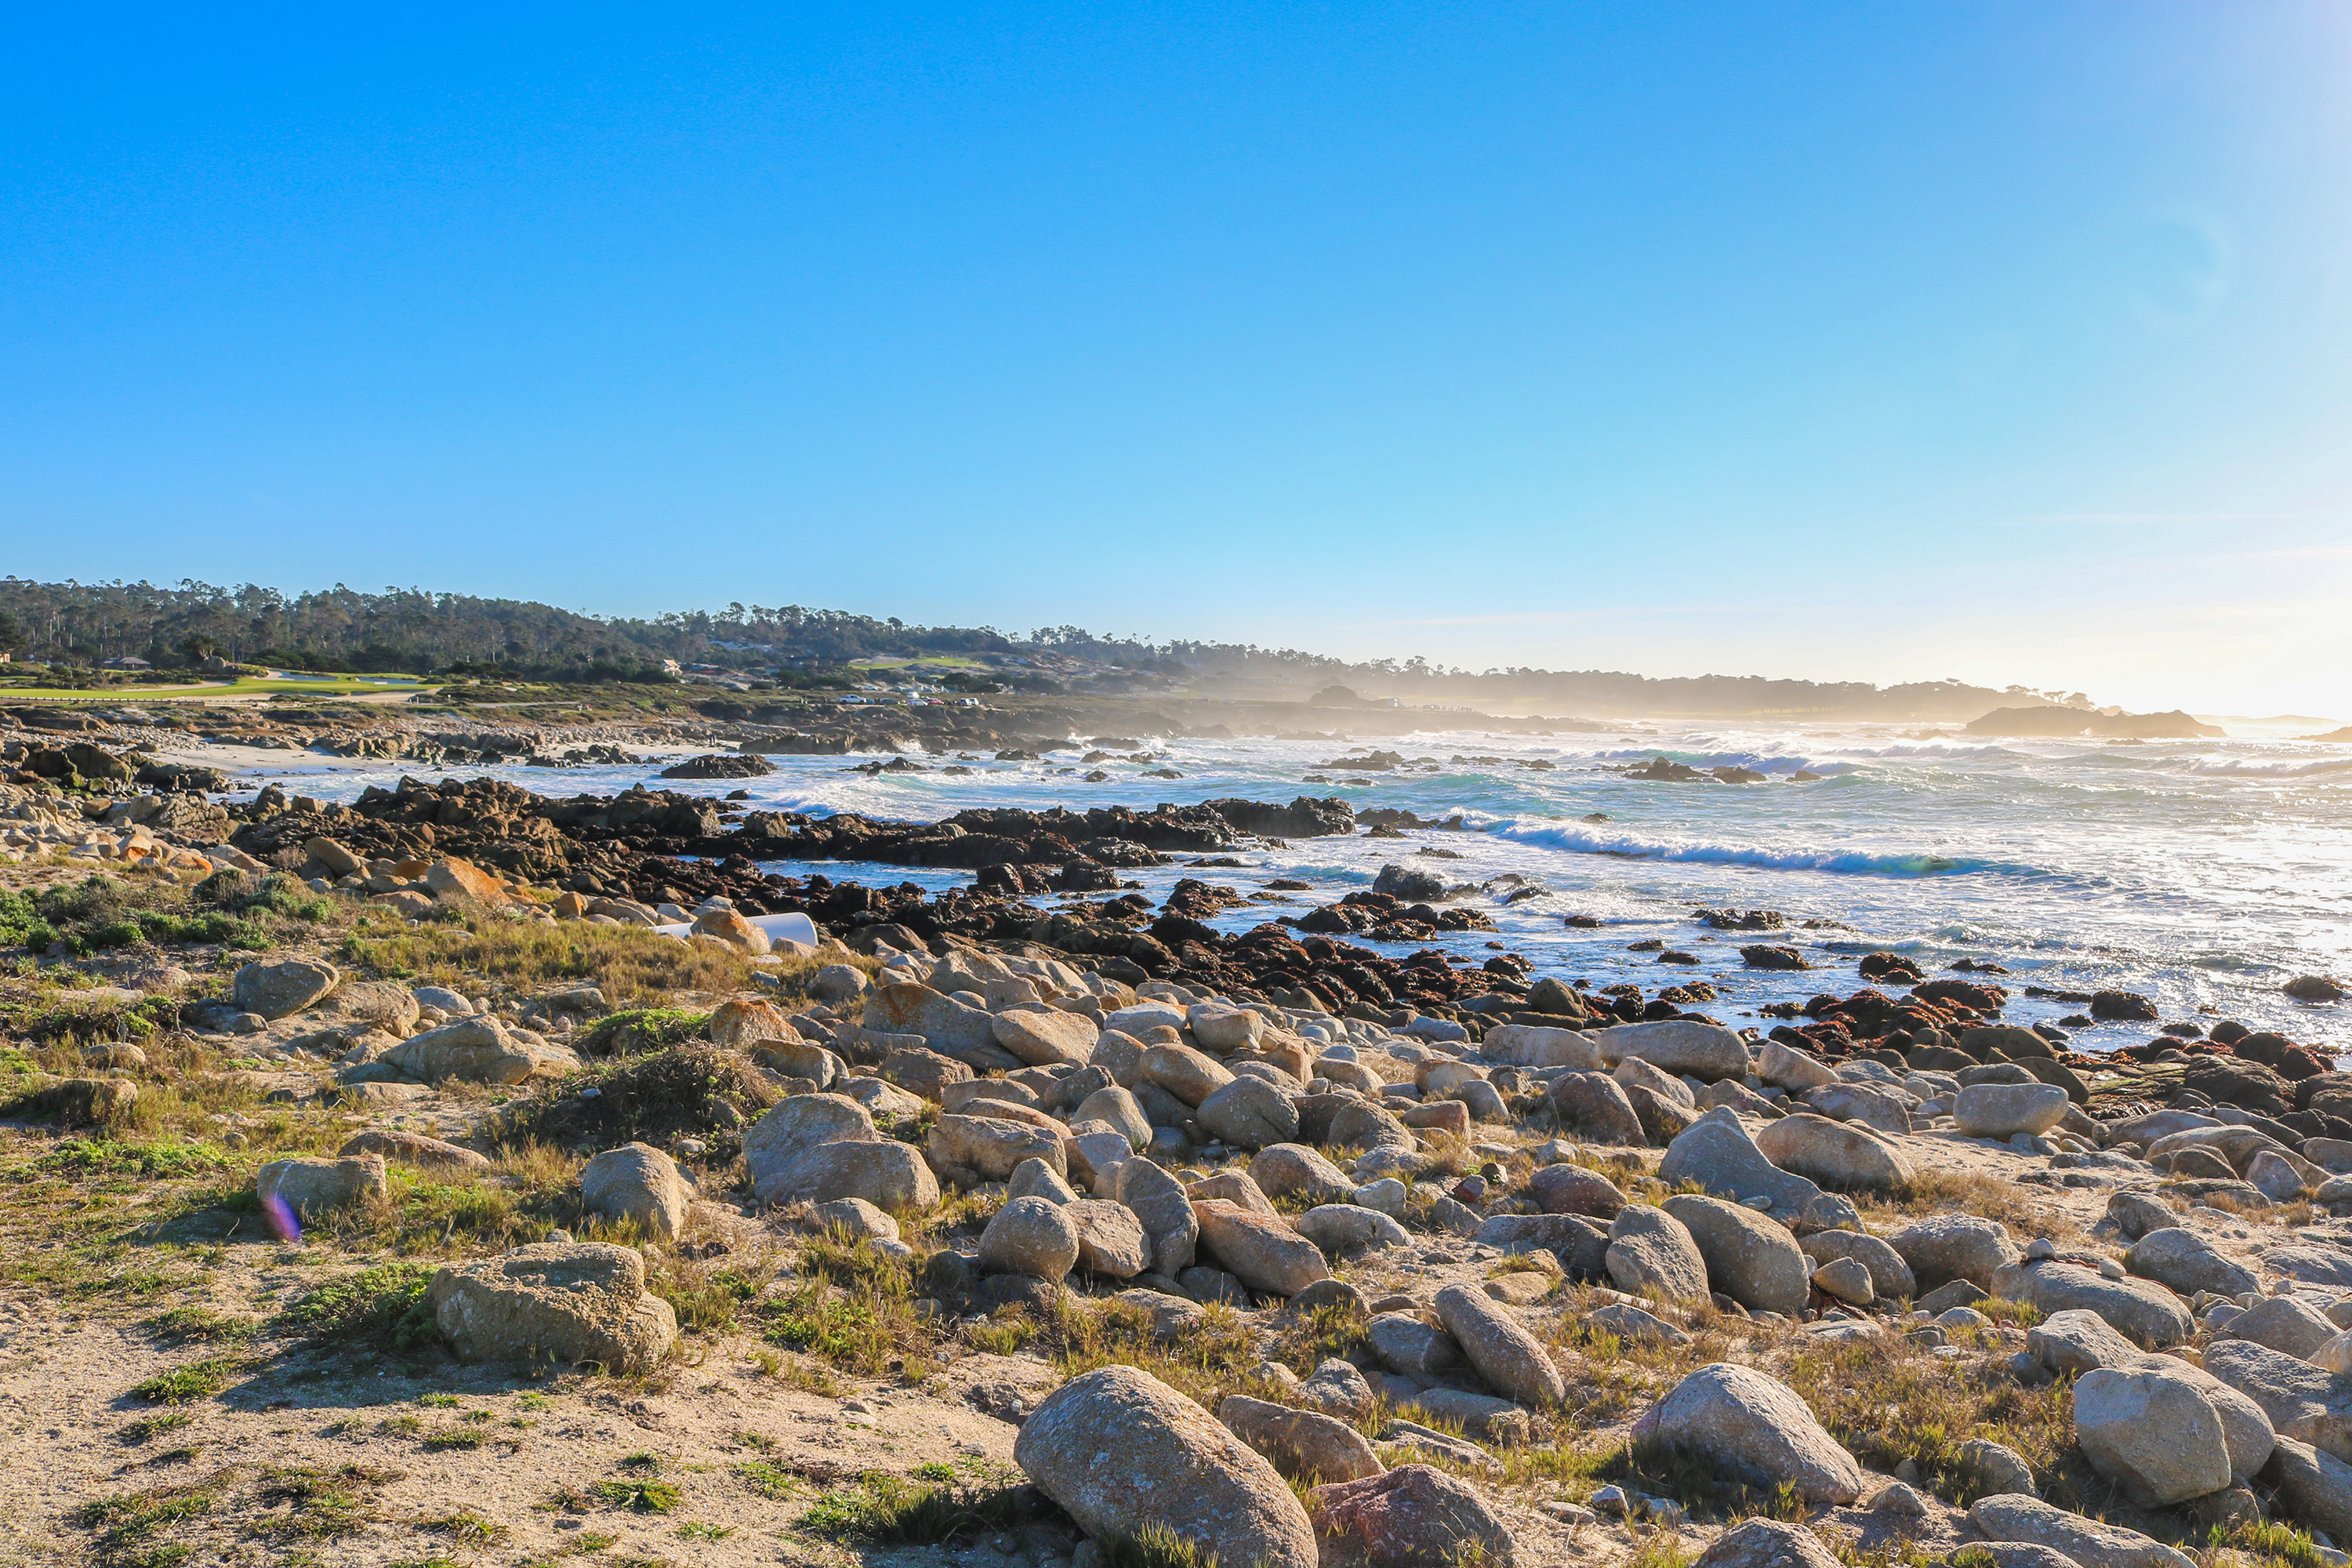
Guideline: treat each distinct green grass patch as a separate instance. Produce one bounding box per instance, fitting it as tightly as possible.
[797,1472,1025,1547]
[140,1307,256,1345]
[131,1357,242,1404]
[592,1478,682,1513]
[735,1461,802,1499]
[73,1472,230,1566]
[117,1410,196,1445]
[274,1261,437,1351]
[38,1137,233,1180]
[1091,1527,1218,1568]
[575,1007,712,1056]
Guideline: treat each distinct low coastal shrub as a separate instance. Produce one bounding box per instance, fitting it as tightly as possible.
[274,1261,439,1352]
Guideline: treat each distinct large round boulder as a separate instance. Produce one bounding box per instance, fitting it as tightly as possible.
[1014,1366,1317,1568]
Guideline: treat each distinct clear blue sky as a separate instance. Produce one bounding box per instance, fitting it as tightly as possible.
[5,4,2347,713]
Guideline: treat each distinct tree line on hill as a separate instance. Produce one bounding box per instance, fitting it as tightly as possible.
[0,577,2079,719]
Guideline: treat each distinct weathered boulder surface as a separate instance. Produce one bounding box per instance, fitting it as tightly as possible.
[1752,1112,1911,1192]
[1662,1194,1810,1315]
[1638,1363,1863,1503]
[1218,1394,1384,1483]
[1965,1494,2194,1568]
[1307,1465,1516,1568]
[2125,1227,2259,1299]
[1433,1283,1566,1408]
[1606,1205,1710,1302]
[1693,1519,1843,1568]
[2072,1364,2234,1505]
[2207,1339,2352,1463]
[257,1154,387,1219]
[1193,1200,1330,1298]
[1657,1108,1824,1214]
[429,1242,677,1373]
[580,1142,690,1240]
[979,1196,1082,1280]
[1991,1261,2194,1348]
[1888,1215,2018,1290]
[1014,1366,1317,1568]
[234,957,340,1019]
[1798,1229,1915,1302]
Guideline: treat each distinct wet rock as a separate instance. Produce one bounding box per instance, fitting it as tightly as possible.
[1014,1366,1317,1568]
[430,1241,677,1373]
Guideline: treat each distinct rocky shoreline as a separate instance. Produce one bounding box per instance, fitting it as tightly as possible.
[6,702,2352,1565]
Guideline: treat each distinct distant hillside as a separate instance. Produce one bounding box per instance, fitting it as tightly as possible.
[0,576,2086,720]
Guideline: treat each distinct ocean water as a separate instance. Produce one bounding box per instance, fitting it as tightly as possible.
[239,720,2352,1054]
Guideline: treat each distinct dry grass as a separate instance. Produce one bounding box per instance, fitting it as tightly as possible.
[1861,1167,2082,1242]
[1780,1333,2077,1506]
[337,912,782,1005]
